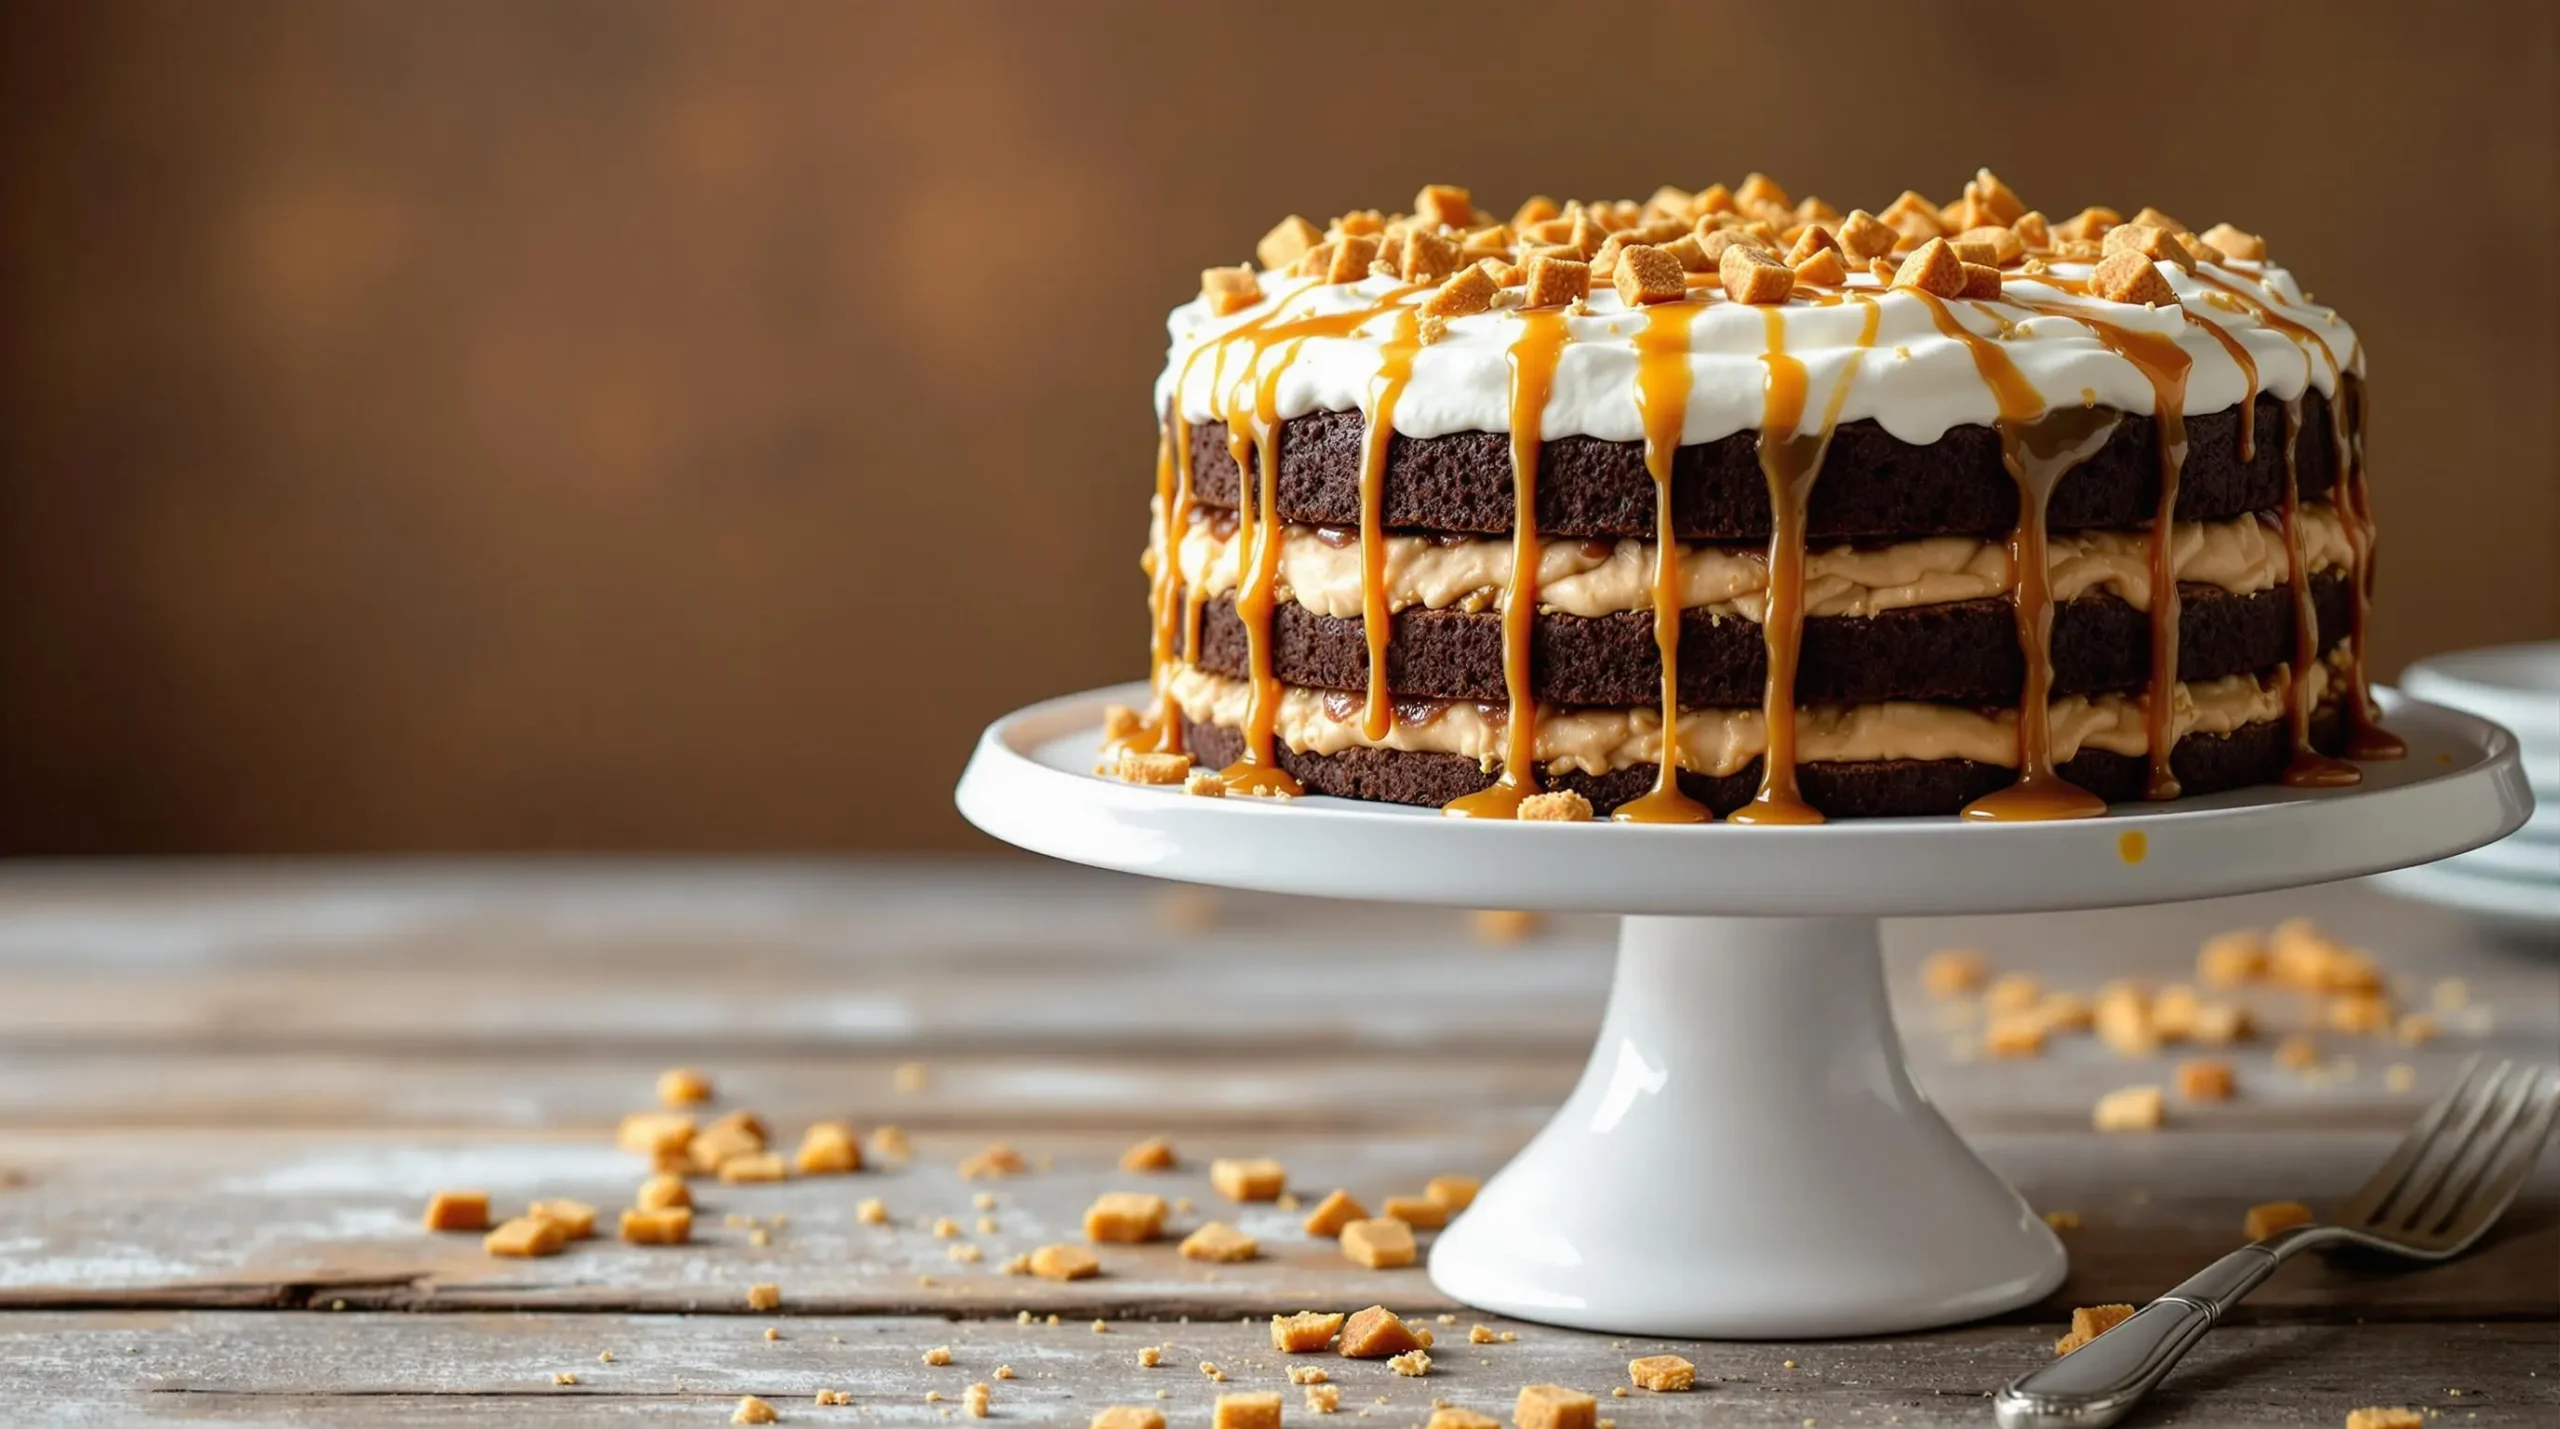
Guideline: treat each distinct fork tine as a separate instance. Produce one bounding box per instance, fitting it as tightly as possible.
[2414,1066,2543,1236]
[2384,1061,2516,1232]
[2429,1070,2560,1250]
[2340,1054,2490,1226]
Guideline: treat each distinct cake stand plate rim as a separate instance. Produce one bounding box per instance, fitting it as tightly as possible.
[954,683,2534,917]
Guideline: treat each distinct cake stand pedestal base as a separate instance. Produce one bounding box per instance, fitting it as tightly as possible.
[1428,913,2062,1338]
[956,682,2530,1337]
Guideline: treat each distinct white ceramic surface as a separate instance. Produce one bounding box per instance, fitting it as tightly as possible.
[2372,860,2560,943]
[2403,641,2560,744]
[953,685,2531,1335]
[2431,823,2560,882]
[2380,644,2557,934]
[1425,914,2064,1336]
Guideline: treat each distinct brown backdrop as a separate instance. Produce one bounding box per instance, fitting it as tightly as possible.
[1,0,2552,853]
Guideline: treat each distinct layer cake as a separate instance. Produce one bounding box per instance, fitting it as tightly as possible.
[1106,171,2401,822]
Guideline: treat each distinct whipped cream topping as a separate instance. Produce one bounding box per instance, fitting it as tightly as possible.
[1166,504,2353,622]
[1155,259,2359,446]
[1164,655,2339,779]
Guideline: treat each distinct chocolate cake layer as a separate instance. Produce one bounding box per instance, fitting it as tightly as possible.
[1190,574,2349,708]
[1180,708,2346,820]
[1187,390,2337,542]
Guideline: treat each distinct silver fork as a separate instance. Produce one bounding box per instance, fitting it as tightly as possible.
[1993,1057,2560,1428]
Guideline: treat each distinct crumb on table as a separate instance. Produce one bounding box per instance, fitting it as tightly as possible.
[482,1216,567,1257]
[2245,1200,2314,1240]
[1515,1383,1599,1429]
[1339,1217,1417,1269]
[1030,1243,1101,1281]
[1273,1311,1346,1353]
[527,1199,596,1240]
[1121,1135,1178,1172]
[1302,1189,1367,1236]
[1210,1157,1287,1202]
[1627,1354,1695,1391]
[656,1067,712,1106]
[1085,1191,1170,1243]
[1380,1193,1448,1230]
[2093,1085,2165,1132]
[2054,1302,2137,1355]
[1212,1390,1282,1429]
[421,1190,489,1232]
[1921,949,1990,998]
[1180,1221,1259,1262]
[617,1207,691,1245]
[795,1120,862,1174]
[2177,1058,2237,1103]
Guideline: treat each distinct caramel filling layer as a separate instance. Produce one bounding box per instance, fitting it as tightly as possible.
[1162,654,2339,779]
[1165,504,2352,622]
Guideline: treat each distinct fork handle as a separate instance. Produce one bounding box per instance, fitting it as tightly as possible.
[1992,1230,2328,1428]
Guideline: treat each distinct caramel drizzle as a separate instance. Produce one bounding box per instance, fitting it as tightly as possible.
[1912,293,2110,821]
[1145,416,1190,754]
[1612,300,1711,825]
[2016,302,2192,800]
[1178,420,1209,668]
[1445,308,1571,819]
[1192,288,1424,795]
[2205,314,2352,785]
[1356,310,1423,740]
[2196,273,2398,760]
[1727,300,1877,824]
[2330,374,2403,759]
[1222,339,1309,797]
[2188,312,2258,463]
[2275,395,2360,787]
[1147,304,1296,754]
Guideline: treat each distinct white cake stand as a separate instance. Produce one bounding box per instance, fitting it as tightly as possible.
[954,685,2532,1338]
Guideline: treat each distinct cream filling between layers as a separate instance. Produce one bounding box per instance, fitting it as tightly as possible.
[1165,655,2340,778]
[1164,504,2352,621]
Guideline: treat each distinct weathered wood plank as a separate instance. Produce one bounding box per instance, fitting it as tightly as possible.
[0,1037,2526,1139]
[0,865,2540,1140]
[0,1049,1576,1136]
[2,1127,2550,1322]
[1,1311,2550,1426]
[0,866,2542,1063]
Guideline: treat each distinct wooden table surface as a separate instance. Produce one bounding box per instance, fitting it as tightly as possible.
[0,861,2551,1426]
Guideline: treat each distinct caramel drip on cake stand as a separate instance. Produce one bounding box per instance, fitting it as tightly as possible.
[2275,395,2360,786]
[1356,310,1423,740]
[2022,304,2192,800]
[1446,308,1571,819]
[1913,293,2111,822]
[1612,300,1711,825]
[2197,273,2398,760]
